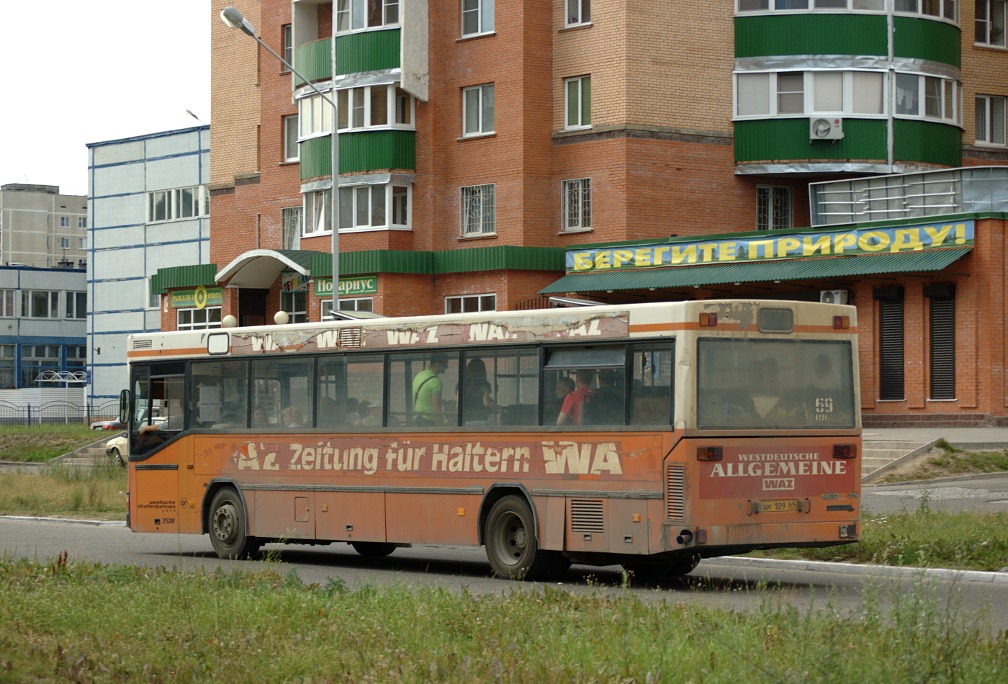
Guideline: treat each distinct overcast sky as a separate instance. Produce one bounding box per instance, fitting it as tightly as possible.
[0,1,211,197]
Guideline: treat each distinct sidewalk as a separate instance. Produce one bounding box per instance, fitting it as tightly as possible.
[863,426,1008,451]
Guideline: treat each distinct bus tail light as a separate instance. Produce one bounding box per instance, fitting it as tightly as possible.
[833,315,850,330]
[699,312,718,327]
[832,444,857,459]
[696,446,723,461]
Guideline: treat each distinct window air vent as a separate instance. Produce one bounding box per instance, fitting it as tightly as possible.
[132,339,153,350]
[570,498,605,533]
[339,328,363,348]
[666,463,686,520]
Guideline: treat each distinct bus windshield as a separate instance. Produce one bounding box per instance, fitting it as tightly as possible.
[697,338,855,429]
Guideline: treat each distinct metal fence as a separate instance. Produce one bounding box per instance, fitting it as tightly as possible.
[0,400,120,427]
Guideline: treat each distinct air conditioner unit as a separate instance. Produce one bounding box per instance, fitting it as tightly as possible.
[810,117,844,141]
[820,289,849,304]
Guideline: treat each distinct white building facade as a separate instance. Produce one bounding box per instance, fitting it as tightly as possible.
[86,126,210,406]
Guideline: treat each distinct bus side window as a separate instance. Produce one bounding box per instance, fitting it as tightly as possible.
[629,344,673,426]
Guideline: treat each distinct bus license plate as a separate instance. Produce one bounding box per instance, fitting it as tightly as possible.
[758,499,800,513]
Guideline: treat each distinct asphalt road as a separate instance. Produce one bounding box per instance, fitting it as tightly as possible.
[862,473,1008,515]
[2,516,1006,637]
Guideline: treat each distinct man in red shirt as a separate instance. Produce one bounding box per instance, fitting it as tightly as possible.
[556,369,595,426]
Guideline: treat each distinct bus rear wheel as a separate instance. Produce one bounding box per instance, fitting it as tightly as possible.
[209,488,261,559]
[485,495,563,581]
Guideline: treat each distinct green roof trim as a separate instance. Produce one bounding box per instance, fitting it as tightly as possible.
[151,264,218,295]
[540,248,971,294]
[309,246,564,278]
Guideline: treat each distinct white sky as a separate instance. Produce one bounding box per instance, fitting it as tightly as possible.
[0,1,211,197]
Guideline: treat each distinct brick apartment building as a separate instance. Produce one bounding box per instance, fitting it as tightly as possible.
[152,1,1008,424]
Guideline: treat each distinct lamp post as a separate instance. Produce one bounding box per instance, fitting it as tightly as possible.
[220,5,339,314]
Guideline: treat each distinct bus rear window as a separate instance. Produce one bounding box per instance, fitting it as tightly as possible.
[697,339,855,429]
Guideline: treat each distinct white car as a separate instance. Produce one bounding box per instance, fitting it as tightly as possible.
[105,434,128,467]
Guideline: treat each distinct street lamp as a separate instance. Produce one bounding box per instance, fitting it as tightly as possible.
[220,5,339,313]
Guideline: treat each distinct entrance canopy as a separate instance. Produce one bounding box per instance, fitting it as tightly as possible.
[215,249,317,289]
[540,248,971,294]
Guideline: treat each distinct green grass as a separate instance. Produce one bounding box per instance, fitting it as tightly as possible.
[0,424,102,462]
[0,557,1005,682]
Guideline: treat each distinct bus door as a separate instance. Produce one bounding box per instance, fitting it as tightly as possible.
[128,362,186,533]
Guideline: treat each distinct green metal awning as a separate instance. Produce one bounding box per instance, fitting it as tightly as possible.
[540,248,971,294]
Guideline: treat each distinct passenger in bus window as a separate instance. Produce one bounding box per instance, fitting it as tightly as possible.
[412,353,448,426]
[282,406,305,427]
[548,376,575,419]
[251,405,268,427]
[461,358,498,425]
[557,369,595,426]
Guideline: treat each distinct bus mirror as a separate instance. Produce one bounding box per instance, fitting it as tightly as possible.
[118,389,132,426]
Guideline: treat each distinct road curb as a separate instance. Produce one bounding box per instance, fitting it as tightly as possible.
[0,515,125,527]
[722,556,1008,584]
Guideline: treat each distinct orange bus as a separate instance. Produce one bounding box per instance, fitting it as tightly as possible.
[121,299,860,581]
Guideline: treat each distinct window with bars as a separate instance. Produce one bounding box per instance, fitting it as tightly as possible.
[562,178,592,231]
[927,284,956,400]
[756,186,792,230]
[460,184,495,236]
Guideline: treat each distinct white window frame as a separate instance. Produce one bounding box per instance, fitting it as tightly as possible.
[282,23,293,71]
[304,189,331,236]
[65,291,86,320]
[177,306,222,331]
[565,0,592,26]
[284,114,300,162]
[147,186,209,223]
[976,0,1006,46]
[564,76,592,130]
[336,84,415,132]
[461,0,494,37]
[59,237,70,249]
[894,72,960,123]
[736,1,944,15]
[59,216,69,228]
[445,293,496,314]
[0,289,15,317]
[562,178,592,232]
[78,217,87,228]
[282,206,303,249]
[336,0,401,34]
[460,184,496,236]
[298,93,333,139]
[462,83,495,137]
[21,290,60,319]
[338,183,411,230]
[757,185,793,231]
[976,94,1007,145]
[321,296,374,319]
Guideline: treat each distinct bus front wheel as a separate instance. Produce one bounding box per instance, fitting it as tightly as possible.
[485,495,563,581]
[209,488,261,559]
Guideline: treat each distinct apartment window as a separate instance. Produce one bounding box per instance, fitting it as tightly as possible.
[336,84,414,131]
[78,217,87,228]
[59,216,69,227]
[282,206,303,249]
[336,0,400,32]
[21,290,60,319]
[284,114,299,161]
[321,297,374,319]
[737,1,896,11]
[565,76,591,129]
[282,24,292,71]
[460,184,496,236]
[0,345,13,389]
[776,72,804,114]
[281,290,308,324]
[462,84,495,136]
[78,237,87,249]
[462,0,494,36]
[304,189,331,235]
[562,178,592,232]
[147,186,209,222]
[299,94,333,138]
[338,183,410,229]
[976,95,1007,145]
[566,0,591,26]
[756,186,792,231]
[737,70,884,117]
[0,289,14,317]
[895,73,960,123]
[178,307,222,331]
[59,237,70,250]
[976,1,1006,45]
[20,345,60,388]
[65,291,86,320]
[446,293,496,314]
